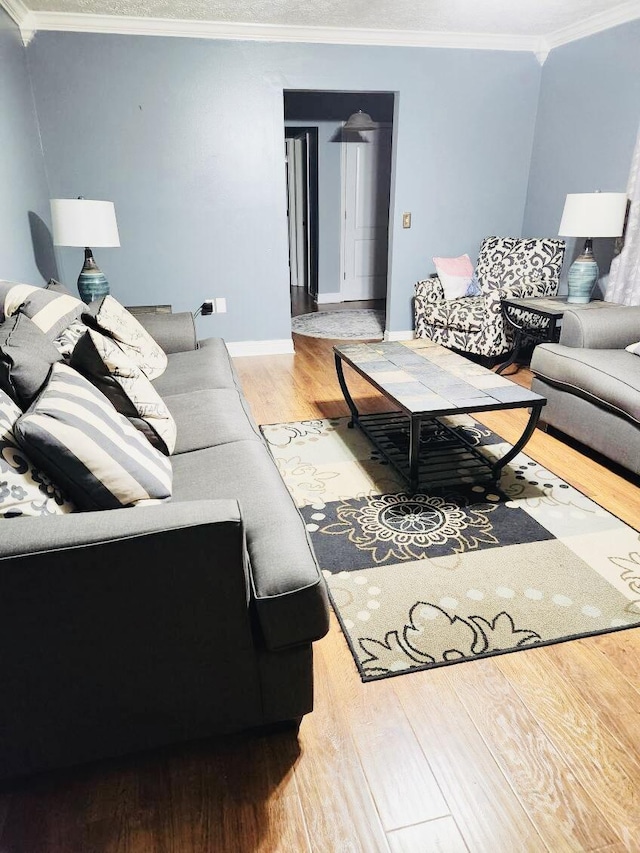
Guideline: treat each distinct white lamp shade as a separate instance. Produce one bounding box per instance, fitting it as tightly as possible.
[558,192,627,238]
[50,199,120,248]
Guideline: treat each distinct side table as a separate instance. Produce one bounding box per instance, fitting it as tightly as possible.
[496,297,620,375]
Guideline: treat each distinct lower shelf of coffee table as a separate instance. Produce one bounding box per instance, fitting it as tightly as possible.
[355,412,495,491]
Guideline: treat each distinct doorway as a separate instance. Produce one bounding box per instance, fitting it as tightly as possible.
[283,91,395,324]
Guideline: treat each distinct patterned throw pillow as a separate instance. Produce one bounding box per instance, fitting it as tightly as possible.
[83,295,167,380]
[71,329,176,454]
[0,313,63,408]
[0,388,74,517]
[433,254,474,300]
[14,363,172,510]
[53,319,88,359]
[0,280,83,338]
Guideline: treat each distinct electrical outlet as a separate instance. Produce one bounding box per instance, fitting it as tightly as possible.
[215,297,227,314]
[201,299,214,316]
[402,212,412,229]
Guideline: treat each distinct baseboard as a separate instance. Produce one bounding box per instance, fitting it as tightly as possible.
[315,292,343,305]
[227,338,295,357]
[384,330,415,341]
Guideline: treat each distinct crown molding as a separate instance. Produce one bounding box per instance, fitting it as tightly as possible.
[6,3,639,55]
[545,0,640,49]
[0,0,36,44]
[20,11,542,52]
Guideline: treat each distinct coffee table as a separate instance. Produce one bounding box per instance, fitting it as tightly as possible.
[334,340,545,492]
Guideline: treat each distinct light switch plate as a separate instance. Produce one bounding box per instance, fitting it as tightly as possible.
[402,212,411,228]
[215,297,227,314]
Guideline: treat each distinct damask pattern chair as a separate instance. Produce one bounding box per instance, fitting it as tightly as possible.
[414,236,566,359]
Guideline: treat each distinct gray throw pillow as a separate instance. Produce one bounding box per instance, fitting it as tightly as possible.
[0,313,62,408]
[46,278,74,296]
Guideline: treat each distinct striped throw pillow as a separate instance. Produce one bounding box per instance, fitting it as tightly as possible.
[14,363,172,510]
[0,388,75,517]
[0,280,83,339]
[83,295,168,380]
[71,329,177,454]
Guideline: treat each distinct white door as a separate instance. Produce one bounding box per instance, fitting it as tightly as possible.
[286,136,308,289]
[341,127,392,301]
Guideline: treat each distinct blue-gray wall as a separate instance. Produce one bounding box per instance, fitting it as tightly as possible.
[0,8,53,284]
[27,34,541,338]
[523,20,640,295]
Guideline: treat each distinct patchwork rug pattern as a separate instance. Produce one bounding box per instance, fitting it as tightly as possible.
[261,417,640,681]
[291,309,385,340]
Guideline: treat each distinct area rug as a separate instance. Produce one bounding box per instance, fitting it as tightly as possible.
[261,416,640,682]
[292,309,385,340]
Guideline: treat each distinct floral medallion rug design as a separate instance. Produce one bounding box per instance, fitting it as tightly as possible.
[260,416,640,682]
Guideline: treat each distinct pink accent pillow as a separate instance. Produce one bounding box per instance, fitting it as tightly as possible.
[433,254,475,299]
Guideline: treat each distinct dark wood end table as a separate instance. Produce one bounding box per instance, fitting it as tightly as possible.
[497,297,620,375]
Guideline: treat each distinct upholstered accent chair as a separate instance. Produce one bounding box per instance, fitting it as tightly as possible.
[414,237,566,359]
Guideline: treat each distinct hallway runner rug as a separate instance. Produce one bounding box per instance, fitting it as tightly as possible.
[292,309,384,340]
[260,416,640,682]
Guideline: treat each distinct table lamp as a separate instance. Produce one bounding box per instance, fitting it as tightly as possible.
[50,198,120,304]
[558,191,627,303]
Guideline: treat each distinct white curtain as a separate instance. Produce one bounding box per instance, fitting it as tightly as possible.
[605,122,640,305]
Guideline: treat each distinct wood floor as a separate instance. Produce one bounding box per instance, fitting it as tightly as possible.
[2,333,640,852]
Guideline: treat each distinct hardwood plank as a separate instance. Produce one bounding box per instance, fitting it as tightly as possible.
[447,657,619,851]
[394,666,548,852]
[591,629,640,688]
[293,627,391,853]
[387,816,469,853]
[497,647,640,848]
[321,613,450,832]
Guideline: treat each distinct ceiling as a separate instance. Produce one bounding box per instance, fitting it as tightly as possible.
[4,0,640,53]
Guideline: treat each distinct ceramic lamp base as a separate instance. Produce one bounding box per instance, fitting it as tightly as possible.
[567,241,598,304]
[77,248,110,304]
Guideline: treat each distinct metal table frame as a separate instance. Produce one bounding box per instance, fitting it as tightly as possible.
[335,350,544,493]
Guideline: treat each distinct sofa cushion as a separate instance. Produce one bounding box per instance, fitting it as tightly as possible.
[0,280,83,338]
[0,313,63,408]
[171,440,329,650]
[531,344,640,426]
[83,295,168,380]
[14,363,173,510]
[71,329,176,454]
[153,339,239,396]
[0,388,74,517]
[164,389,261,454]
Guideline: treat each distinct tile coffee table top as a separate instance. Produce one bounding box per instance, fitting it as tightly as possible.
[334,340,544,416]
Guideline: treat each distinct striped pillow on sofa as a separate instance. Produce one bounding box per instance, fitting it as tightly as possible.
[14,363,172,510]
[0,280,83,339]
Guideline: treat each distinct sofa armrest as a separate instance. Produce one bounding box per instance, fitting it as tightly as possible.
[0,499,241,559]
[135,311,198,353]
[559,306,640,349]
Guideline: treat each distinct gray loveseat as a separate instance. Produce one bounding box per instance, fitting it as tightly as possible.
[530,305,640,476]
[0,312,330,780]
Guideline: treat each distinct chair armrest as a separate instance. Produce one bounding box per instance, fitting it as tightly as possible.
[415,276,444,302]
[559,306,640,349]
[135,311,198,353]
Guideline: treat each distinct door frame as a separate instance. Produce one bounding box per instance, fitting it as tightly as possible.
[339,122,393,303]
[284,126,319,299]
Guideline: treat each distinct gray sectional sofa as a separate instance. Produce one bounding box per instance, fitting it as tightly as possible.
[530,305,640,476]
[0,311,330,779]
